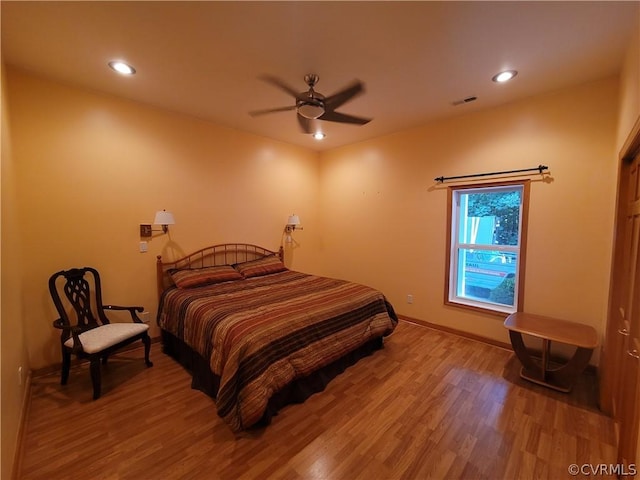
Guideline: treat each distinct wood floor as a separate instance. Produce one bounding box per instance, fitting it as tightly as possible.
[18,320,616,479]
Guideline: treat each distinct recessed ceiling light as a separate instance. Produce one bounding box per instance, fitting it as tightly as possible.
[313,132,326,140]
[108,61,136,75]
[492,70,517,83]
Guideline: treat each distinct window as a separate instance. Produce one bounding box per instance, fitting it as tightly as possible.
[446,180,529,314]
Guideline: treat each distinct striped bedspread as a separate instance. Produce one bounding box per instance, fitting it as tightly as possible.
[158,269,398,432]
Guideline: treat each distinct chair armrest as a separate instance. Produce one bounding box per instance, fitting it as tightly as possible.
[52,319,84,351]
[53,318,67,330]
[104,305,144,323]
[52,319,83,332]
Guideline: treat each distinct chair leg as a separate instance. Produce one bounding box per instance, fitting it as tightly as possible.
[90,358,101,400]
[143,334,153,368]
[61,351,71,386]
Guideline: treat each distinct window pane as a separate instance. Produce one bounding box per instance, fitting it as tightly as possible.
[457,189,522,246]
[456,248,517,306]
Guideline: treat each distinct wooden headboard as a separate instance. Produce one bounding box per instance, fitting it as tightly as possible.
[156,243,283,299]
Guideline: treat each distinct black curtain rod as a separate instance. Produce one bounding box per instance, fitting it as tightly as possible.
[434,164,549,183]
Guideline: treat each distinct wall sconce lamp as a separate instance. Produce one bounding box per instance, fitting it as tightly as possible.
[285,214,302,243]
[140,210,176,237]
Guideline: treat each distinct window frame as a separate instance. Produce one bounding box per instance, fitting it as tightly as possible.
[445,179,530,315]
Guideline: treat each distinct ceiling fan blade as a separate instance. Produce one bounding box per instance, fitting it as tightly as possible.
[324,81,365,111]
[319,111,371,125]
[259,75,306,100]
[297,114,313,134]
[249,105,297,117]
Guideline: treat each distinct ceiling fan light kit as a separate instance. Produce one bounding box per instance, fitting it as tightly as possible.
[297,101,324,119]
[249,73,372,135]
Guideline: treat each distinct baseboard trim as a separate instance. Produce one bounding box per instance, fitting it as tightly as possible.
[12,370,32,480]
[398,314,513,350]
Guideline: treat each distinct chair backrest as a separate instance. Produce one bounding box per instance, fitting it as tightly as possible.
[49,267,110,334]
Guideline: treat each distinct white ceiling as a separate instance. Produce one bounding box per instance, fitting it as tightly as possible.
[2,1,638,151]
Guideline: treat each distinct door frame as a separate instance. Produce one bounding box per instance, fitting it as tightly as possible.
[600,116,640,461]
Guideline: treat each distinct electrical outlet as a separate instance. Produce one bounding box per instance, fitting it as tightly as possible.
[139,241,148,253]
[407,294,413,304]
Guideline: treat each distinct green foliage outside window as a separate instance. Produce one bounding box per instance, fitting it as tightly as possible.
[489,275,516,305]
[467,191,521,245]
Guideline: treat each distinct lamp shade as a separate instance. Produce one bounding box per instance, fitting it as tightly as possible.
[287,214,301,226]
[154,210,175,226]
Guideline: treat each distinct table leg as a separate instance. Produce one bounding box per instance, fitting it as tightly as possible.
[507,330,594,393]
[508,330,539,372]
[541,339,550,382]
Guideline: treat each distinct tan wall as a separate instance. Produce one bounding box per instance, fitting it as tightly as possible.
[318,77,619,359]
[6,68,321,370]
[1,62,30,479]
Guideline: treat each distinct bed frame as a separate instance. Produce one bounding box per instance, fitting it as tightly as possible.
[156,243,283,299]
[154,243,384,430]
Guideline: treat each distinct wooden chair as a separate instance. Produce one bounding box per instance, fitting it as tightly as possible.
[49,267,153,399]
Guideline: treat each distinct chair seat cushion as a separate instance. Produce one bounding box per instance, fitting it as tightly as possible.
[64,323,149,354]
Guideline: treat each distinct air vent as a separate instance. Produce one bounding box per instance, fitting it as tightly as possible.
[451,96,478,106]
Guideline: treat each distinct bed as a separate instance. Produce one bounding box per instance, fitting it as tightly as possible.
[156,243,398,432]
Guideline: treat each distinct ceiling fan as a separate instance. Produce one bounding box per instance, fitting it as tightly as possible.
[249,74,371,134]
